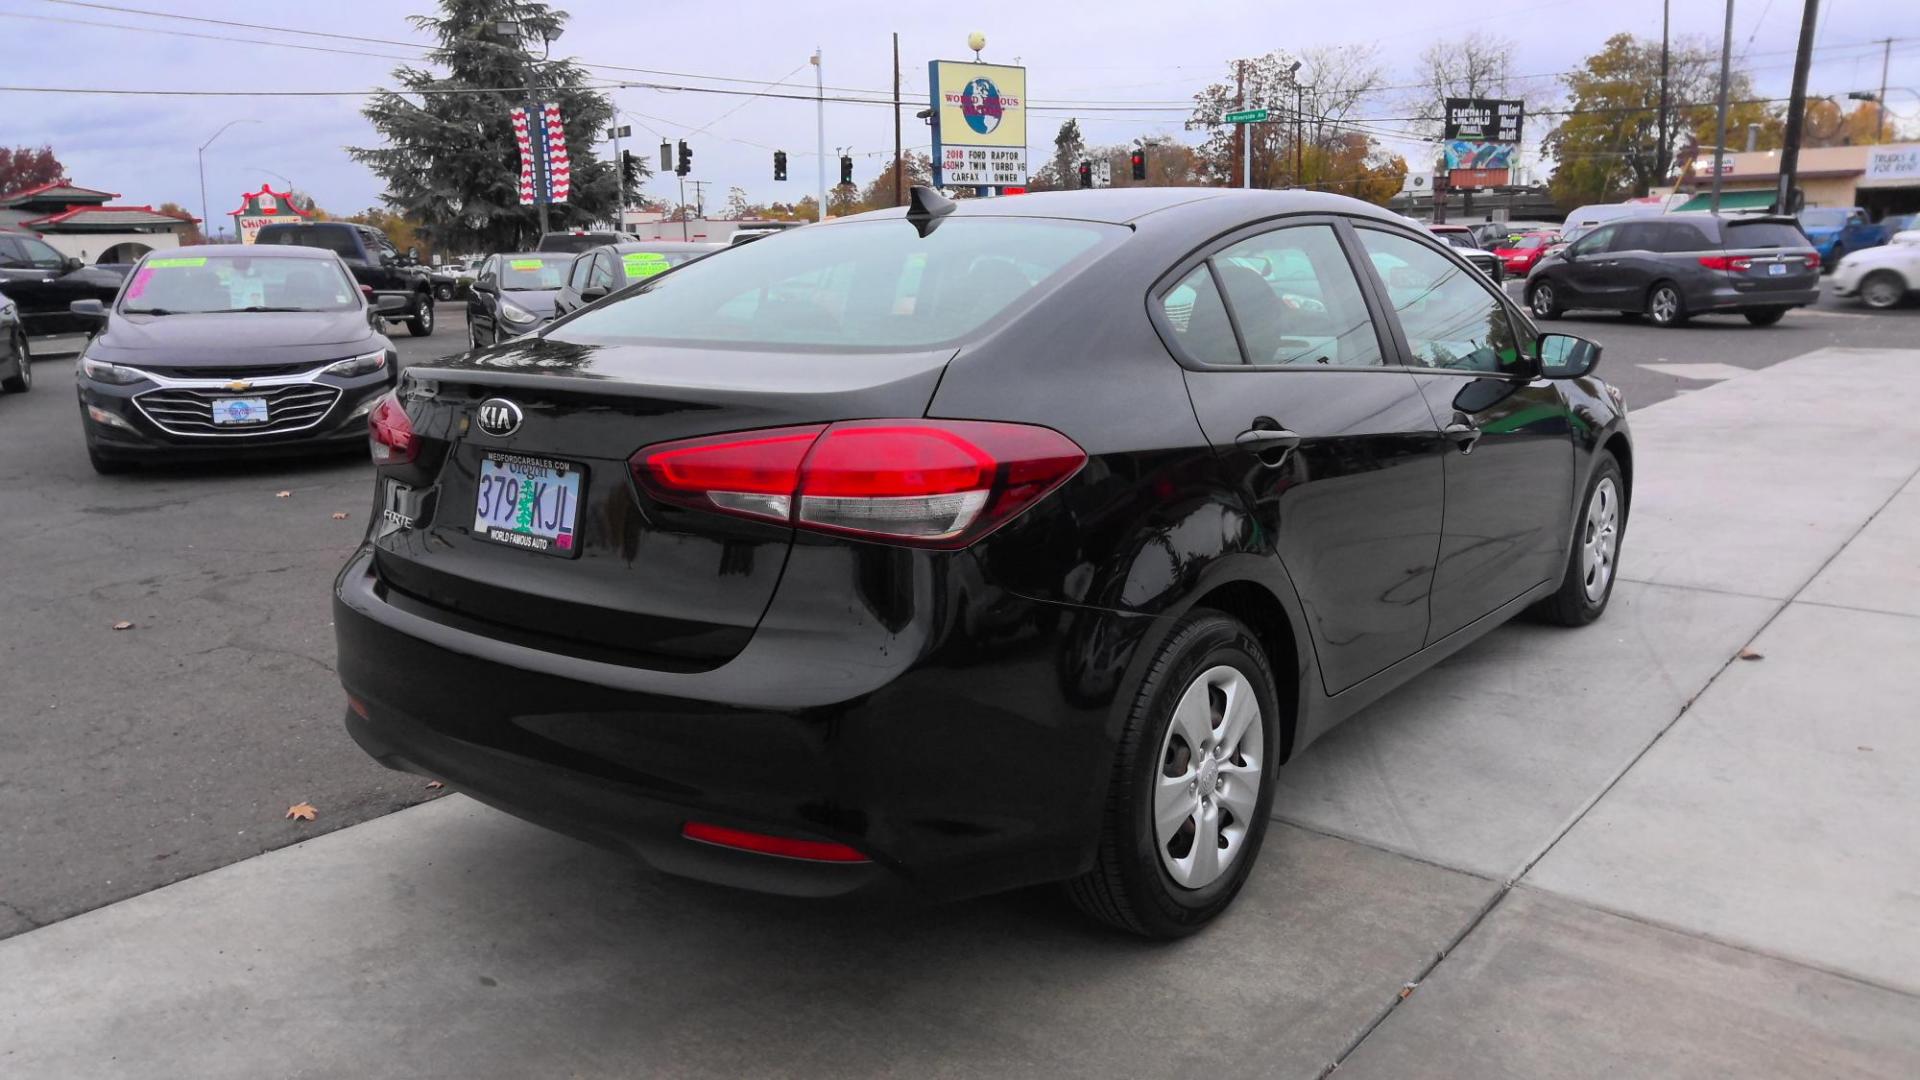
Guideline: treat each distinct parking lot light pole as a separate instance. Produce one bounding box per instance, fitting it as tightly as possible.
[197,119,258,244]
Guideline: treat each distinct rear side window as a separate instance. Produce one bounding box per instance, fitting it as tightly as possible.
[567,254,594,291]
[1159,266,1241,367]
[553,218,1118,350]
[1213,224,1384,367]
[1725,221,1810,250]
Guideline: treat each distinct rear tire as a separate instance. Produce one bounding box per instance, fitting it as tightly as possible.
[1532,452,1625,627]
[1066,610,1281,938]
[1645,282,1687,327]
[1860,270,1907,310]
[1742,306,1789,326]
[1528,280,1563,320]
[433,283,454,302]
[1,330,29,393]
[405,295,435,337]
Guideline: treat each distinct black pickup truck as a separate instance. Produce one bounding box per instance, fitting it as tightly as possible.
[253,221,436,336]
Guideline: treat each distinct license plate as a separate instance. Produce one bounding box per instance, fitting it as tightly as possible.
[211,396,269,425]
[471,453,583,556]
[1769,263,1787,276]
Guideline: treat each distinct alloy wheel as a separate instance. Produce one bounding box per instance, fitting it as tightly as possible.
[419,302,434,331]
[1861,274,1903,310]
[1531,284,1555,317]
[15,333,30,389]
[1154,664,1264,890]
[1581,477,1619,603]
[1649,287,1680,325]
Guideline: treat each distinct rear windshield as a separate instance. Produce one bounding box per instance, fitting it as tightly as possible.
[551,218,1118,350]
[120,254,356,314]
[498,255,573,290]
[1725,221,1810,250]
[537,234,620,254]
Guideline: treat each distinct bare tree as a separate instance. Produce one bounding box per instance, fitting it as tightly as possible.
[1406,32,1529,136]
[1190,45,1383,188]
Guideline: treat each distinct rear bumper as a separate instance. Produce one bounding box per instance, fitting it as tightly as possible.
[332,545,1154,902]
[1691,283,1820,312]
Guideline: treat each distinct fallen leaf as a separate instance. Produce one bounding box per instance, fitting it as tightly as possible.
[285,802,317,822]
[425,780,444,790]
[331,511,349,520]
[1398,982,1417,999]
[112,620,134,631]
[1737,648,1764,661]
[275,490,292,498]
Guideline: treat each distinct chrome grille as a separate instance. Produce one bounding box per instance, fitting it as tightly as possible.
[134,384,342,437]
[147,361,323,380]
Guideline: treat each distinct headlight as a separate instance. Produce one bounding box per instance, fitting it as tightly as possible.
[324,350,388,378]
[499,299,538,325]
[80,356,148,385]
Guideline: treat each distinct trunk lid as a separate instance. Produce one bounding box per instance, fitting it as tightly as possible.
[1719,217,1821,296]
[373,337,954,668]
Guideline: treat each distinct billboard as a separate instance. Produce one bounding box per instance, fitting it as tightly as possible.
[929,60,1028,189]
[1443,98,1523,188]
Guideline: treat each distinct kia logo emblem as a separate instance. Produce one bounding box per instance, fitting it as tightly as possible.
[476,398,523,438]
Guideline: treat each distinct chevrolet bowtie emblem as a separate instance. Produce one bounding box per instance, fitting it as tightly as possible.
[225,380,252,392]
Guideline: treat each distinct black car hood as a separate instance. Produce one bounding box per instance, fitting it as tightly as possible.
[91,310,380,369]
[500,289,560,317]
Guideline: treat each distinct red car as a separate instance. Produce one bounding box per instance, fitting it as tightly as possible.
[1496,231,1560,276]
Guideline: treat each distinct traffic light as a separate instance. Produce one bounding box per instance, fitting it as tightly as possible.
[1077,160,1092,189]
[660,141,672,175]
[774,150,788,181]
[619,150,639,198]
[839,154,854,187]
[1131,149,1146,181]
[676,140,691,176]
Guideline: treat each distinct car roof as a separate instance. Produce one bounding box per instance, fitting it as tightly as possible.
[609,241,724,253]
[155,243,338,259]
[833,187,1409,233]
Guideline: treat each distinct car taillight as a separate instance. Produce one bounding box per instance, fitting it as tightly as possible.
[1698,255,1752,271]
[1803,251,1821,269]
[368,393,417,464]
[632,419,1087,549]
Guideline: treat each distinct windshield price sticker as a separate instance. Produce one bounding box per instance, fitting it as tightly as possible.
[147,257,208,269]
[509,259,544,271]
[622,252,670,278]
[941,146,1026,186]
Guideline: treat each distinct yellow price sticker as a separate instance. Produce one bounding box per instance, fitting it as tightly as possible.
[147,257,208,269]
[622,252,671,278]
[509,258,544,271]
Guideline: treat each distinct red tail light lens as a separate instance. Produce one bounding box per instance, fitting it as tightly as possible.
[1803,251,1821,270]
[632,419,1086,549]
[1698,255,1752,271]
[367,393,417,464]
[682,821,869,863]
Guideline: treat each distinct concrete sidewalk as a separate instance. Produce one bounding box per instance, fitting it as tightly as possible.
[4,348,1918,1078]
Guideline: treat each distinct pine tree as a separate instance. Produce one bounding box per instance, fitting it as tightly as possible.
[350,1,642,253]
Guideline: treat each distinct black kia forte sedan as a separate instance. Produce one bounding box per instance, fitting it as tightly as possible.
[72,245,398,474]
[335,187,1631,937]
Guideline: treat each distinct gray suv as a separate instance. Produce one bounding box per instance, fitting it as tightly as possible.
[1525,215,1819,327]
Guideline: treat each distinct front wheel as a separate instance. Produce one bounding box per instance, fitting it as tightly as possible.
[433,283,454,302]
[1532,452,1625,626]
[1066,610,1280,938]
[1646,282,1687,327]
[1528,280,1563,320]
[1,330,29,393]
[1860,270,1907,310]
[405,295,435,337]
[1743,306,1789,326]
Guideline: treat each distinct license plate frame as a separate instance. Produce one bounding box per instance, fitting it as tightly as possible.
[211,396,270,425]
[470,452,585,558]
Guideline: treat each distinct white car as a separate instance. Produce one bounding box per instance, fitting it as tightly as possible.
[1831,230,1920,310]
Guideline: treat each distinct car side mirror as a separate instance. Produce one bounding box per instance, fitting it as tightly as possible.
[69,298,108,327]
[579,284,609,302]
[63,256,85,273]
[1539,333,1601,379]
[405,246,419,264]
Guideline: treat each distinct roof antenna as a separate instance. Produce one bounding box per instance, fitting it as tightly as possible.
[906,185,955,237]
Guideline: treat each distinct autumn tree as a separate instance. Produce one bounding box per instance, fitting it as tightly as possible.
[0,145,64,195]
[156,202,205,244]
[350,0,634,253]
[1190,45,1384,189]
[1030,118,1088,191]
[1544,33,1745,206]
[859,153,933,209]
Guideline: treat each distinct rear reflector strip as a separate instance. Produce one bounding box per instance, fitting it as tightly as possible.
[681,821,870,863]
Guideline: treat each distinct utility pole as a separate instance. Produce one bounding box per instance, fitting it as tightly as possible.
[679,175,689,241]
[1776,0,1821,214]
[893,33,904,208]
[1709,0,1735,214]
[1235,61,1247,189]
[812,48,827,223]
[688,180,709,220]
[1658,0,1671,184]
[1876,37,1893,142]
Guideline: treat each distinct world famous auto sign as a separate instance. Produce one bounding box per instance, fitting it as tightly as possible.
[929,61,1028,189]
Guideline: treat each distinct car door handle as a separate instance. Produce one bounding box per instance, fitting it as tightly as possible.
[1235,427,1302,449]
[1443,421,1481,454]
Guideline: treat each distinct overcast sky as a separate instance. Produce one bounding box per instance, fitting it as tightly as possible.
[4,0,1917,232]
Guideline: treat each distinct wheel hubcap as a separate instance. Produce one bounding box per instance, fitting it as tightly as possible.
[1533,286,1553,314]
[1864,279,1898,306]
[1651,290,1677,322]
[1154,665,1264,890]
[1581,477,1619,603]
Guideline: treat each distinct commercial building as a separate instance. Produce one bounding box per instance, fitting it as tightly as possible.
[1674,142,1920,219]
[0,181,198,264]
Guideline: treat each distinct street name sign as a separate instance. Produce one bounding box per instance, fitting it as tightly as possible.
[1224,109,1269,124]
